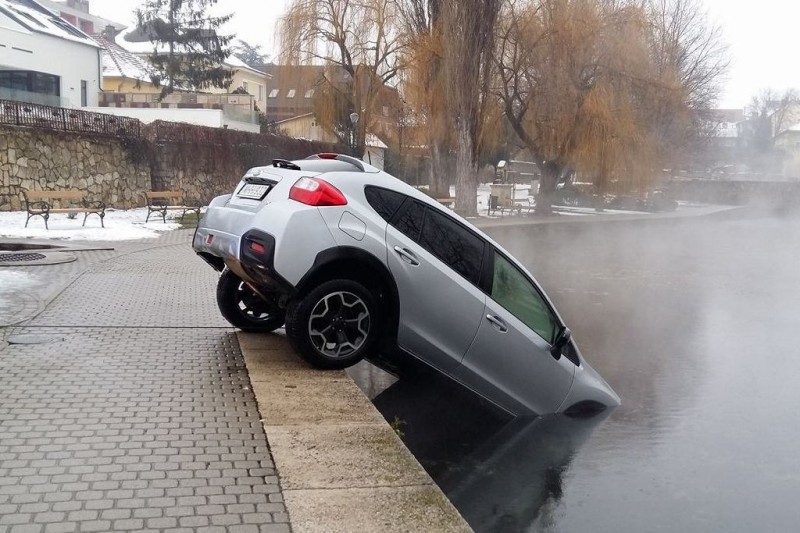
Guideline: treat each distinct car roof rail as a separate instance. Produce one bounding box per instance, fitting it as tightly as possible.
[305,153,365,172]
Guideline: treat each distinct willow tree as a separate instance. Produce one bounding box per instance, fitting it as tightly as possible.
[398,0,450,195]
[280,0,405,157]
[496,0,726,213]
[440,0,502,216]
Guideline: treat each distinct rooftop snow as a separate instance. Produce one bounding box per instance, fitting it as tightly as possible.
[0,0,99,48]
[94,33,152,82]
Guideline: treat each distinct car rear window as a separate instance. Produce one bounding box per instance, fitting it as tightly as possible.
[418,208,484,285]
[392,199,426,241]
[364,186,406,221]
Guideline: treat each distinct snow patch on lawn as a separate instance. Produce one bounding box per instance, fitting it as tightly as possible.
[0,208,183,241]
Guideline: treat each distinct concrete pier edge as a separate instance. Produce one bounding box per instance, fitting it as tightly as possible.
[238,331,473,533]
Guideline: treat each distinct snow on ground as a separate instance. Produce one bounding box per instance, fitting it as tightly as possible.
[0,208,184,241]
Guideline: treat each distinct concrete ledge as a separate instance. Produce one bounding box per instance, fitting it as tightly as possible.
[238,331,472,533]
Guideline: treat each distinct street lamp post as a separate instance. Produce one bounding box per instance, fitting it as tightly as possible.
[349,112,359,156]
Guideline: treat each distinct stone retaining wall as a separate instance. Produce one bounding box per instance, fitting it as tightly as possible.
[0,125,150,211]
[0,121,345,211]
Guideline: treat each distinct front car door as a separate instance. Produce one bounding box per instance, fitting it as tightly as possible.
[454,249,575,415]
[384,199,487,373]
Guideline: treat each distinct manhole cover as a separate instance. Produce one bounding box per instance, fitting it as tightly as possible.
[6,334,65,345]
[0,243,64,251]
[0,251,77,266]
[0,253,47,263]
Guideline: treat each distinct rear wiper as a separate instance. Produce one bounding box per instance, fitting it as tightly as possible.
[244,176,276,186]
[272,159,301,170]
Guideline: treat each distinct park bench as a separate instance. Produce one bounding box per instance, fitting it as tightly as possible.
[488,194,536,217]
[144,191,201,223]
[21,189,105,230]
[435,196,456,209]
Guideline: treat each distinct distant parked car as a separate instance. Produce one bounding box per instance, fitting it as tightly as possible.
[193,153,620,417]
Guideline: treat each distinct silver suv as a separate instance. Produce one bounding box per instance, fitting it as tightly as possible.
[193,154,619,416]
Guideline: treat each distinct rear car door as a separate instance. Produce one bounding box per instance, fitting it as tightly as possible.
[453,250,575,414]
[383,198,487,373]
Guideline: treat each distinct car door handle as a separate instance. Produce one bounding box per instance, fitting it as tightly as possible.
[393,246,420,266]
[486,314,508,333]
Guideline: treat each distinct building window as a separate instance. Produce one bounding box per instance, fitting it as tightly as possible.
[268,89,279,98]
[11,7,46,28]
[305,89,314,98]
[79,19,93,34]
[242,81,249,93]
[0,70,60,97]
[258,84,264,101]
[81,80,87,106]
[286,89,296,98]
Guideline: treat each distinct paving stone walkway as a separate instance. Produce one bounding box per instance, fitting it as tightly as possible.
[0,236,291,533]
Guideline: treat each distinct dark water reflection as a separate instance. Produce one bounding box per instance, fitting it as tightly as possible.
[354,209,800,532]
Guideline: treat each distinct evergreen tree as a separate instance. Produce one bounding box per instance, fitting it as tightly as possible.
[233,40,269,67]
[135,0,234,97]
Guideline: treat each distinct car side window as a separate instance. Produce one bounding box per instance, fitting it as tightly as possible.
[418,208,484,285]
[392,199,426,241]
[364,186,406,221]
[491,252,558,343]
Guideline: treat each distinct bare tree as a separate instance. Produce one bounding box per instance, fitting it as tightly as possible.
[644,0,729,169]
[398,0,451,195]
[280,0,405,156]
[740,88,800,173]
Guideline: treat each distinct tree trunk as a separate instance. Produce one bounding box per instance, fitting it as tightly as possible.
[454,121,477,217]
[428,143,449,197]
[535,161,560,215]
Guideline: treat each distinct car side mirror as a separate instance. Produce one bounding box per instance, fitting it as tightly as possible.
[550,327,571,360]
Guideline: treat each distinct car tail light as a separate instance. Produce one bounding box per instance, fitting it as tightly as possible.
[249,241,267,255]
[289,177,347,206]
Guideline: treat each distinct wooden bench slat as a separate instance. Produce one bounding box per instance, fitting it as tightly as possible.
[144,191,201,225]
[21,189,106,230]
[25,191,85,201]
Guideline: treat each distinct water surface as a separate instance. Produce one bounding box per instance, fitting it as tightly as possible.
[364,210,800,532]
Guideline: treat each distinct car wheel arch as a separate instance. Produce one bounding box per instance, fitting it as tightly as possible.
[294,246,401,345]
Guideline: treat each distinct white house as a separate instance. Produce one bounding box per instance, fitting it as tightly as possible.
[0,0,101,108]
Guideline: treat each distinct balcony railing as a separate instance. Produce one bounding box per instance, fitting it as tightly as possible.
[222,104,257,124]
[98,92,259,124]
[0,99,141,137]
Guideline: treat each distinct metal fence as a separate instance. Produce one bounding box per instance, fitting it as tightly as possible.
[0,99,141,137]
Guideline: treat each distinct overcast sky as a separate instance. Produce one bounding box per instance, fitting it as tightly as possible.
[89,0,798,109]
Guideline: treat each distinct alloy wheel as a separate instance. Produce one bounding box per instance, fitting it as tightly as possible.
[307,291,371,358]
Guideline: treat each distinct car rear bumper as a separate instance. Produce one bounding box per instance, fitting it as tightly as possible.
[193,206,295,295]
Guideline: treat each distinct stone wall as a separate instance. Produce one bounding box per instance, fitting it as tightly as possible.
[0,121,345,211]
[0,125,150,211]
[148,123,344,205]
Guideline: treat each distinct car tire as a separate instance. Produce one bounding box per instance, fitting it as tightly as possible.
[216,269,285,332]
[285,279,379,370]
